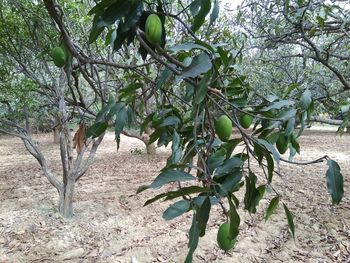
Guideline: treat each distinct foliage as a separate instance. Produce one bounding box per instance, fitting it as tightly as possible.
[0,0,346,261]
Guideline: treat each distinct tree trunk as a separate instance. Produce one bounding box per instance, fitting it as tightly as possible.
[24,104,30,133]
[58,177,75,218]
[143,127,156,155]
[145,142,156,155]
[53,127,60,144]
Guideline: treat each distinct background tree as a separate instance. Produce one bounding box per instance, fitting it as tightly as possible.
[235,0,350,131]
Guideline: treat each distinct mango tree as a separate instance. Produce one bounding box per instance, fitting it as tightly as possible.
[66,0,343,261]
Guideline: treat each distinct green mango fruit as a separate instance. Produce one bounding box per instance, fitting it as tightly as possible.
[276,134,289,154]
[51,47,66,68]
[145,14,162,44]
[215,115,233,141]
[239,114,254,129]
[217,223,236,251]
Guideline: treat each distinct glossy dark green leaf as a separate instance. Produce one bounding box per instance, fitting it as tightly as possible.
[196,196,211,237]
[178,53,212,80]
[89,23,105,43]
[257,139,280,163]
[195,74,210,104]
[208,148,226,173]
[208,0,219,29]
[228,195,240,240]
[163,200,191,220]
[326,159,344,205]
[244,173,265,214]
[215,157,243,178]
[265,152,274,182]
[185,212,199,263]
[142,186,208,205]
[219,169,243,194]
[191,0,211,32]
[222,138,242,159]
[120,1,143,33]
[86,121,108,138]
[115,104,127,139]
[283,203,295,239]
[88,0,116,15]
[96,95,115,122]
[157,68,173,89]
[260,100,294,111]
[265,196,279,221]
[99,0,131,26]
[160,116,181,127]
[150,170,195,189]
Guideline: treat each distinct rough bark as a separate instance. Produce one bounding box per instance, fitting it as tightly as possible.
[58,177,75,218]
[309,116,343,125]
[53,127,60,144]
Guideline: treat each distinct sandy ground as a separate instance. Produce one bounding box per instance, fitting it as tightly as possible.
[0,129,349,263]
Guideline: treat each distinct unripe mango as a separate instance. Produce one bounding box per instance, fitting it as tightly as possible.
[145,14,162,44]
[51,47,66,68]
[217,223,236,251]
[215,115,232,141]
[239,114,253,129]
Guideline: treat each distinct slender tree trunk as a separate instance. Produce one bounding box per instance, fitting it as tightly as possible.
[58,177,75,218]
[53,127,60,143]
[24,104,30,133]
[145,142,156,155]
[143,127,156,155]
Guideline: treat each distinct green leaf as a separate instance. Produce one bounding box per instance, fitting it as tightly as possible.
[285,117,295,136]
[260,100,294,111]
[214,157,243,178]
[96,95,115,122]
[150,170,195,189]
[143,186,208,205]
[88,0,117,15]
[195,73,210,104]
[185,212,199,263]
[227,195,240,240]
[99,0,131,26]
[178,53,212,80]
[265,196,279,221]
[120,1,143,33]
[265,152,274,182]
[86,121,108,138]
[299,89,312,110]
[191,0,211,32]
[244,173,265,214]
[196,196,211,237]
[89,23,105,43]
[221,138,242,159]
[257,139,280,163]
[115,104,128,148]
[283,203,295,239]
[168,43,209,54]
[278,108,297,121]
[208,148,226,173]
[159,115,181,127]
[326,159,344,205]
[157,68,173,89]
[163,200,191,220]
[208,0,219,29]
